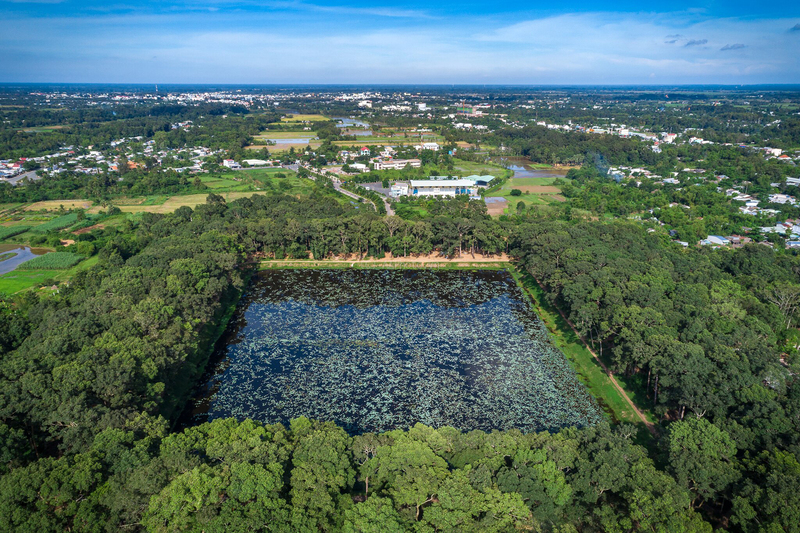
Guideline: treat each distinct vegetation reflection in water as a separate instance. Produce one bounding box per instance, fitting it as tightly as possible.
[187,269,603,434]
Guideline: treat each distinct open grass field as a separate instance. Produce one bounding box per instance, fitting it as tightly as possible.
[452,159,512,179]
[489,175,570,211]
[25,199,93,211]
[86,192,271,214]
[280,114,330,122]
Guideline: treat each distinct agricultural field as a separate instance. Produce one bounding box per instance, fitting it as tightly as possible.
[24,199,93,211]
[0,226,31,241]
[30,213,79,233]
[88,192,270,214]
[0,255,99,294]
[489,174,570,213]
[185,269,603,434]
[280,114,330,122]
[254,131,317,139]
[18,252,84,270]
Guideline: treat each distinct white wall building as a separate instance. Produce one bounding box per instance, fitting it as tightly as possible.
[390,183,409,197]
[373,159,422,171]
[409,179,477,197]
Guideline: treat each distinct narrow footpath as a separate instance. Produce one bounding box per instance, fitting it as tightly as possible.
[531,275,658,436]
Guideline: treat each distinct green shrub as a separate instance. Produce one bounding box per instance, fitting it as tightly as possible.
[18,252,83,270]
[510,189,522,196]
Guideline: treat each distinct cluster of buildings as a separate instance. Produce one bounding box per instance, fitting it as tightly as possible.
[0,159,25,179]
[698,235,754,248]
[696,220,800,250]
[337,143,440,173]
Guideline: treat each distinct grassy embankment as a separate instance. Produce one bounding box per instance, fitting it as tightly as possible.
[508,265,656,434]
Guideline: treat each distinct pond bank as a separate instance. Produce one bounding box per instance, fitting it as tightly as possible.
[258,253,511,270]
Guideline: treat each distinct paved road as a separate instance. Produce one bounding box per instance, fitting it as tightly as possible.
[3,171,40,186]
[301,165,393,215]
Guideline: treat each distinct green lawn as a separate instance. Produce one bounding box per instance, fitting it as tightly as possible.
[500,177,562,186]
[393,204,430,219]
[451,159,513,179]
[489,176,570,210]
[508,266,655,431]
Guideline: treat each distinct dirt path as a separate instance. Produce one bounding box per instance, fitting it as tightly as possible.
[533,276,658,436]
[260,253,510,266]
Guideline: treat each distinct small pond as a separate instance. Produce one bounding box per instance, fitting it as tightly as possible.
[343,129,374,136]
[266,138,315,144]
[334,117,370,128]
[182,269,602,434]
[0,245,48,275]
[492,157,570,179]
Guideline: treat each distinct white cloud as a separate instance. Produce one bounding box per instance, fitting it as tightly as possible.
[0,9,797,83]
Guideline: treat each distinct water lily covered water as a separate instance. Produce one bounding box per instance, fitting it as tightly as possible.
[185,269,603,434]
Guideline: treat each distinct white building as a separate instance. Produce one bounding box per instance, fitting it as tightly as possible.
[420,142,440,151]
[409,179,477,197]
[222,159,241,169]
[390,183,409,197]
[373,159,422,171]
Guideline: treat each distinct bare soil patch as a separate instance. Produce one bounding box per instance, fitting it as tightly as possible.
[260,251,510,266]
[72,224,105,235]
[486,199,508,216]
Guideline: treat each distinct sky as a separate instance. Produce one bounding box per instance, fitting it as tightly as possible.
[1,0,799,84]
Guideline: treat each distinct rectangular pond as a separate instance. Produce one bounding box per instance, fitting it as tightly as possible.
[182,269,603,434]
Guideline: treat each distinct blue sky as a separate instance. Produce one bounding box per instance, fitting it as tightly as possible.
[1,1,799,84]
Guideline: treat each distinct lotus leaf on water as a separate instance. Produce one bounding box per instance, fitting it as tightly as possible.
[184,269,603,434]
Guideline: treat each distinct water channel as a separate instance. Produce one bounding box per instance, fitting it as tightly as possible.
[0,244,48,275]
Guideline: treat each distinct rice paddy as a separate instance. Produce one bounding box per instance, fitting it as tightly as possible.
[184,269,602,434]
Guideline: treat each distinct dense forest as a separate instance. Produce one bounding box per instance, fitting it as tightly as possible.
[1,191,800,531]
